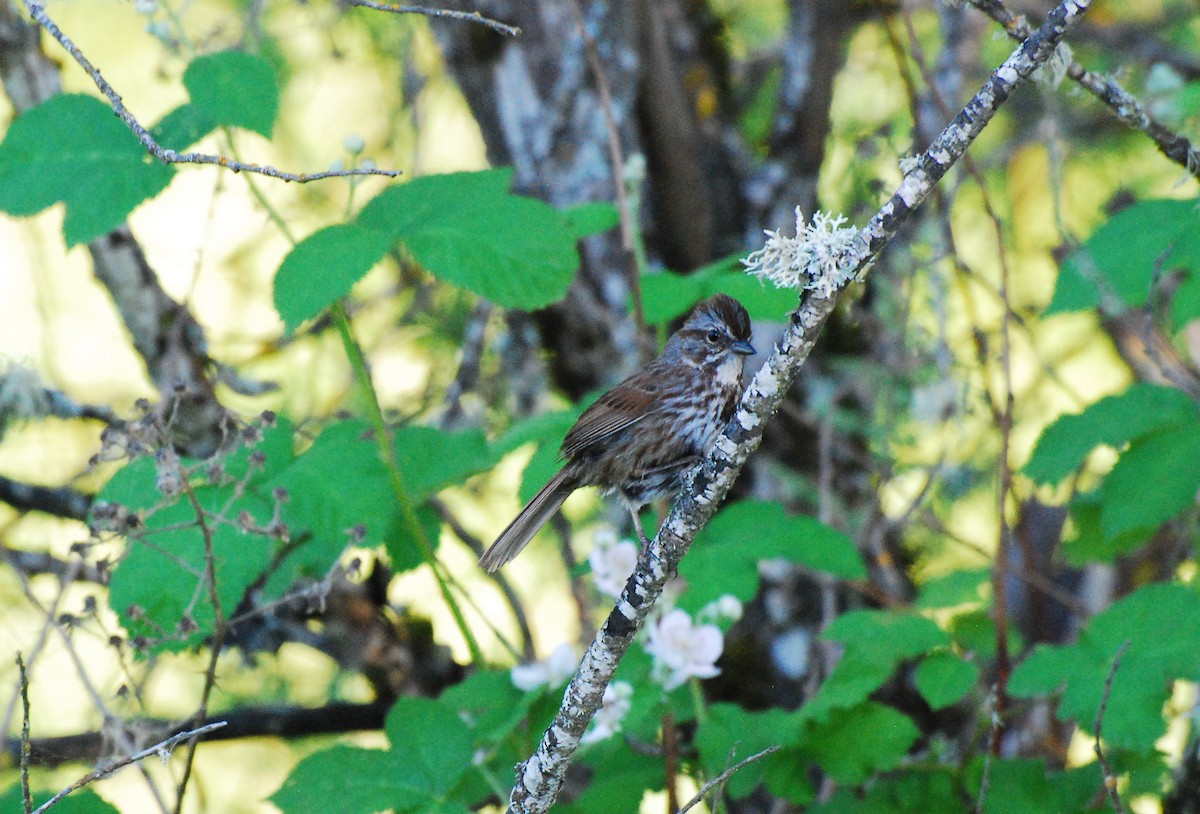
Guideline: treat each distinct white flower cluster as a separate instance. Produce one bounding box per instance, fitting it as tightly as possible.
[645,608,725,691]
[510,642,578,691]
[589,527,639,599]
[742,207,862,298]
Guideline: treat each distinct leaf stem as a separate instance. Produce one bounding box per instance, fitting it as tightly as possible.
[330,300,484,664]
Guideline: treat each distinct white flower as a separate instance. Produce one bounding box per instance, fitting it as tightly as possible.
[742,207,863,297]
[581,681,633,744]
[589,529,638,598]
[511,643,579,691]
[696,594,744,626]
[645,609,724,691]
[343,134,366,155]
[134,0,158,15]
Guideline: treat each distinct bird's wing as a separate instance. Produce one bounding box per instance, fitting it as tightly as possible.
[560,384,659,458]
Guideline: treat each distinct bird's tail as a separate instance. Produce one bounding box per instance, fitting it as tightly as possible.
[479,468,577,571]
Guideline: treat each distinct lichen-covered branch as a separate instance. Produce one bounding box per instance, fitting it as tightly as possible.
[967,0,1200,179]
[507,1,1094,810]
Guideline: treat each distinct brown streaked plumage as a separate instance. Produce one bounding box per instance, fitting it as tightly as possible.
[480,294,755,571]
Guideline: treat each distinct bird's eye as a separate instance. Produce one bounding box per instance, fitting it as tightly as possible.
[706,329,721,344]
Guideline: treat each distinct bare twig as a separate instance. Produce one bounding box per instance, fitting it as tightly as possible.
[17,653,32,814]
[1094,640,1131,814]
[18,0,401,184]
[345,0,521,37]
[676,746,780,814]
[975,685,1001,814]
[172,479,228,814]
[30,722,227,814]
[506,1,1095,810]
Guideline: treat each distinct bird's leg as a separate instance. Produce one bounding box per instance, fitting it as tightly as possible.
[629,506,650,546]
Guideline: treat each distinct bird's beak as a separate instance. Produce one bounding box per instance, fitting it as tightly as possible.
[731,340,756,356]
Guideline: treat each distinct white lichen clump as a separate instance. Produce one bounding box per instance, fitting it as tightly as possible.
[742,207,862,297]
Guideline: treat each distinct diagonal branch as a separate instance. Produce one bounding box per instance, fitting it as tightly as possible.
[506,0,1094,811]
[18,0,401,184]
[966,0,1200,179]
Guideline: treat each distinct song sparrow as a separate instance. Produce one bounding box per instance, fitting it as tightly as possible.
[480,293,755,571]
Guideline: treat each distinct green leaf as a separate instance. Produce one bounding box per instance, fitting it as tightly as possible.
[915,650,978,710]
[694,703,802,799]
[915,567,990,609]
[0,788,120,814]
[799,610,949,723]
[1046,198,1200,315]
[183,51,280,138]
[1101,424,1200,538]
[271,746,423,814]
[151,103,219,152]
[105,466,275,650]
[272,698,474,814]
[638,256,798,325]
[356,169,580,309]
[965,758,1103,814]
[561,201,620,238]
[800,702,919,785]
[1010,583,1200,750]
[563,738,663,814]
[1024,383,1198,484]
[0,94,174,246]
[273,223,393,332]
[1062,490,1151,564]
[394,425,495,500]
[678,501,865,614]
[384,697,474,797]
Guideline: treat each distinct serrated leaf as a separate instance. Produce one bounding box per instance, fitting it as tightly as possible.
[1101,424,1200,538]
[1047,198,1200,315]
[1010,583,1200,750]
[394,425,495,500]
[356,169,580,308]
[273,223,393,332]
[105,468,275,650]
[694,703,802,799]
[151,103,218,152]
[384,697,474,796]
[915,650,978,710]
[797,610,949,723]
[272,698,473,814]
[0,94,174,246]
[638,256,797,326]
[561,201,620,238]
[183,51,279,138]
[1024,383,1198,484]
[800,702,919,785]
[915,567,990,609]
[271,746,422,814]
[678,501,865,613]
[1062,490,1151,564]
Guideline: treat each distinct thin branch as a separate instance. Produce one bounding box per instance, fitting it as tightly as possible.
[568,0,646,341]
[1094,640,1131,814]
[18,0,401,184]
[506,1,1094,810]
[345,0,521,38]
[17,653,32,814]
[676,746,780,814]
[966,0,1200,180]
[30,722,227,814]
